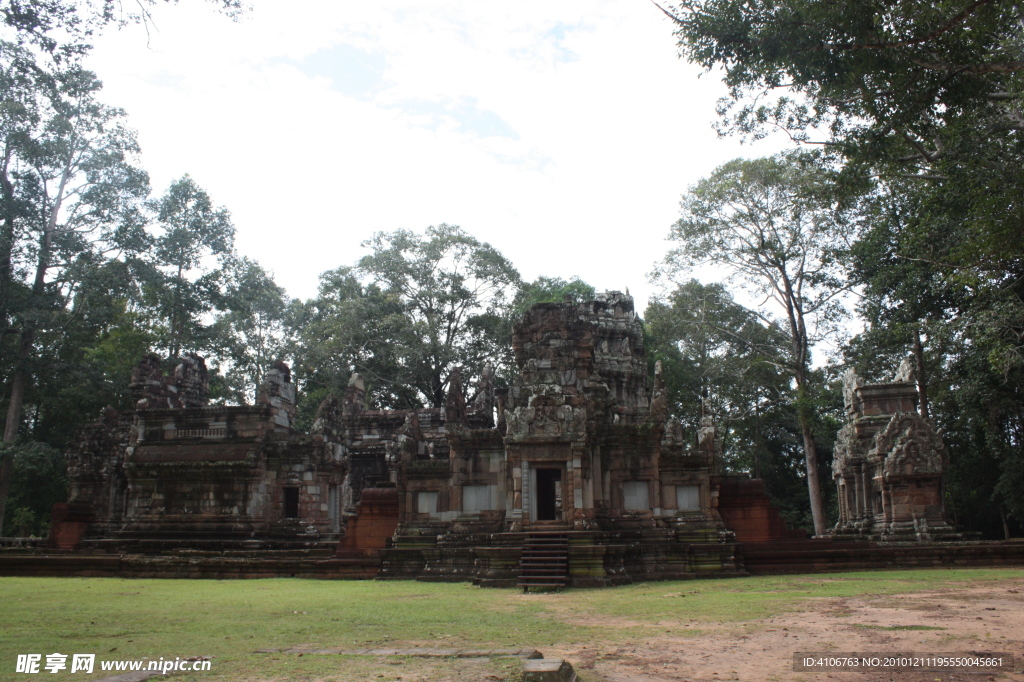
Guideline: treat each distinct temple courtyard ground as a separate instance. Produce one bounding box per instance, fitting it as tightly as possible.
[2,567,1023,682]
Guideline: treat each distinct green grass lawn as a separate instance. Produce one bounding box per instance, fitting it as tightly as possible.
[1,567,1021,681]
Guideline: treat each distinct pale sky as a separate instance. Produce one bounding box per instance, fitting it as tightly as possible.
[86,0,791,313]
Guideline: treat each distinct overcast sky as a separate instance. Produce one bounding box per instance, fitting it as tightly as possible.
[86,0,790,312]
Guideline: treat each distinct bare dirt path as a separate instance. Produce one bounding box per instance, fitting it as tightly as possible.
[545,576,1024,682]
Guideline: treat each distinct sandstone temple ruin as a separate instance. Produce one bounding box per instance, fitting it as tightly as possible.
[831,361,960,542]
[48,292,977,585]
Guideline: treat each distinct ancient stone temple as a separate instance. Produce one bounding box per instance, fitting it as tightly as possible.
[296,292,740,585]
[62,356,347,551]
[831,359,960,542]
[58,292,843,584]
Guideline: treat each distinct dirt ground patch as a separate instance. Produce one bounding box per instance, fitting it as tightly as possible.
[543,577,1024,682]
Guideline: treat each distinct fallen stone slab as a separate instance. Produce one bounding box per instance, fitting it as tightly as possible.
[522,658,579,682]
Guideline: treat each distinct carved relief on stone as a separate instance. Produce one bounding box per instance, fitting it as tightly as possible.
[871,412,946,478]
[257,361,297,428]
[445,367,467,427]
[343,373,366,414]
[469,364,495,425]
[311,395,341,439]
[842,368,864,414]
[696,413,723,469]
[893,355,916,384]
[173,353,209,407]
[650,360,668,420]
[831,422,857,474]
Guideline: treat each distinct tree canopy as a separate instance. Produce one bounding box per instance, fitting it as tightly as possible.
[663,0,1023,537]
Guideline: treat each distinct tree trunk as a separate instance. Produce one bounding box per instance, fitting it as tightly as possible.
[781,271,828,538]
[0,456,11,535]
[0,326,33,534]
[913,329,929,418]
[0,158,64,534]
[796,385,828,536]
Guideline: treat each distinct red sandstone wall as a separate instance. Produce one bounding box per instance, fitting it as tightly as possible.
[717,478,807,542]
[47,502,95,550]
[336,488,399,557]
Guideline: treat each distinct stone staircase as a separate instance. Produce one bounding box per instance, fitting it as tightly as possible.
[518,533,569,591]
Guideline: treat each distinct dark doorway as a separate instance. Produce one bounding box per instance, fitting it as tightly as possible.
[283,487,300,518]
[535,468,562,521]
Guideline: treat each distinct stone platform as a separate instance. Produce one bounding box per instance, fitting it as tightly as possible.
[379,528,744,587]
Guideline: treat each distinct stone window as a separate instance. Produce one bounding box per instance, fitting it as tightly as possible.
[282,487,300,518]
[417,491,439,517]
[462,484,496,513]
[676,484,701,511]
[622,481,650,511]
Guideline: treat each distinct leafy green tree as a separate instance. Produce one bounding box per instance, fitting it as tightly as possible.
[0,64,148,532]
[0,441,65,536]
[512,276,595,315]
[145,174,234,358]
[656,152,859,535]
[291,225,521,416]
[662,0,1024,372]
[646,281,790,431]
[662,0,1022,184]
[290,267,416,417]
[215,256,289,403]
[351,224,521,408]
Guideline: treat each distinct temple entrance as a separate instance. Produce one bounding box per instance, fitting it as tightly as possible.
[534,468,563,521]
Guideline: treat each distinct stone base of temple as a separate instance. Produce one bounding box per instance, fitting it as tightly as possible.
[0,550,380,579]
[830,518,977,544]
[378,529,745,587]
[3,538,1023,580]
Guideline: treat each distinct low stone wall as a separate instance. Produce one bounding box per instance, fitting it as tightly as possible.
[0,552,378,579]
[739,539,1024,575]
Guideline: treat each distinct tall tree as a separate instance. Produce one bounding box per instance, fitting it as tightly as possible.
[215,256,289,403]
[294,225,521,411]
[512,276,595,315]
[646,280,840,530]
[656,152,859,535]
[290,267,416,416]
[146,174,234,358]
[0,64,148,532]
[354,224,521,408]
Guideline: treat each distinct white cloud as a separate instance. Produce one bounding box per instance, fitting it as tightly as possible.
[86,0,792,311]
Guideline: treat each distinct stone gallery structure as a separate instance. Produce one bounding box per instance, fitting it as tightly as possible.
[61,355,347,552]
[54,292,977,585]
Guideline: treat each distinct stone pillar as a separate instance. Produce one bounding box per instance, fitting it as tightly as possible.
[862,467,873,518]
[852,466,862,520]
[521,461,530,523]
